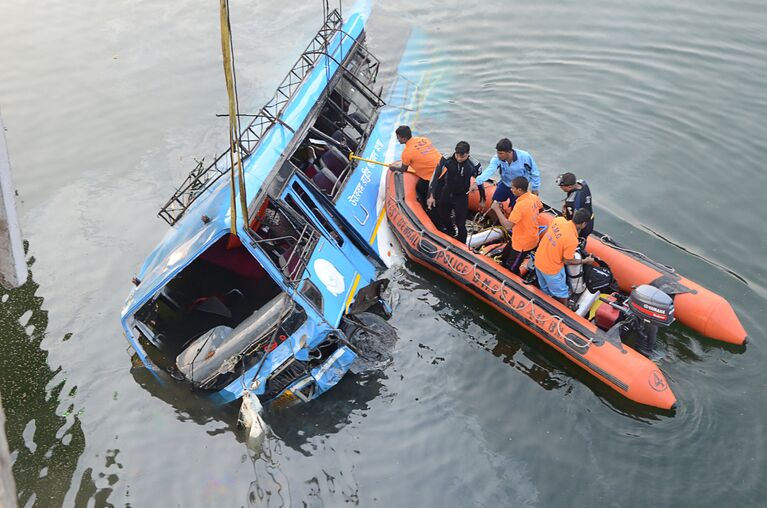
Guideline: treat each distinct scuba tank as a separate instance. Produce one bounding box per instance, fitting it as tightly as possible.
[566,251,586,295]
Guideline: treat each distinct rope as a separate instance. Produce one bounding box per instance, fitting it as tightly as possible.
[496,285,593,351]
[400,222,437,257]
[528,299,542,323]
[440,249,473,276]
[418,236,441,257]
[528,300,593,351]
[498,281,510,304]
[472,266,499,293]
[599,233,675,273]
[402,204,595,351]
[220,0,248,234]
[400,222,420,239]
[461,253,582,345]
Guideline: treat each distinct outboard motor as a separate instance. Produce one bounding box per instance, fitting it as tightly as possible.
[621,284,675,356]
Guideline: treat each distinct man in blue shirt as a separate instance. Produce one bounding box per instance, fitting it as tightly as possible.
[469,138,540,209]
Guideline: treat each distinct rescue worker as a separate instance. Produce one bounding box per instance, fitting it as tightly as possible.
[469,138,540,209]
[388,125,442,208]
[489,176,543,274]
[557,172,594,239]
[534,208,594,305]
[426,141,485,244]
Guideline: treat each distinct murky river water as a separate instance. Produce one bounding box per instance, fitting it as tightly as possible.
[1,0,766,506]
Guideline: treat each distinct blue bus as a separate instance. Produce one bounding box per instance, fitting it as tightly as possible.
[120,3,430,409]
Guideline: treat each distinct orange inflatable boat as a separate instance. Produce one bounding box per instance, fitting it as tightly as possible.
[386,172,748,409]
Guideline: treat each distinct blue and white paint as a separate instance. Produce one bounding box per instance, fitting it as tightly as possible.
[121,2,438,405]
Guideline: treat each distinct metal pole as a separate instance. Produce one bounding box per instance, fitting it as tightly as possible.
[0,114,25,289]
[348,151,391,167]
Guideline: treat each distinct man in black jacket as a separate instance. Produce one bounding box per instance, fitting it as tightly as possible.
[557,172,594,239]
[426,141,485,243]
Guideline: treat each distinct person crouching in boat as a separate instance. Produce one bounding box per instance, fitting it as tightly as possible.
[488,176,543,275]
[426,141,485,244]
[534,209,594,305]
[557,172,594,239]
[388,125,442,209]
[469,138,541,210]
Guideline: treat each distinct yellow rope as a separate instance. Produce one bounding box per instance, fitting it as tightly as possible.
[220,0,248,235]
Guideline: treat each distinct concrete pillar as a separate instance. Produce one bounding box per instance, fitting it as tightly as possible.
[0,114,25,289]
[0,396,18,508]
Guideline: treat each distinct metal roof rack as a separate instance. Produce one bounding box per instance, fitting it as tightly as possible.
[158,8,382,226]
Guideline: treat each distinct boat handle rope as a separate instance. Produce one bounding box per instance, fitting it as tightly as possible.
[439,247,475,277]
[418,235,442,257]
[401,222,420,238]
[532,300,590,349]
[401,215,592,352]
[549,313,592,351]
[506,296,592,351]
[400,221,424,248]
[443,254,473,277]
[401,222,443,259]
[472,268,499,293]
[497,280,516,306]
[399,220,437,258]
[411,225,442,257]
[599,233,676,273]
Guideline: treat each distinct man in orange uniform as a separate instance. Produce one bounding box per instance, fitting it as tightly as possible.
[534,209,594,304]
[389,125,443,208]
[489,176,543,274]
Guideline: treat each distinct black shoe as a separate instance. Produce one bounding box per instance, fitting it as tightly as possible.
[522,271,537,285]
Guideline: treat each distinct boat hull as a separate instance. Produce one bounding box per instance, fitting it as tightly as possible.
[467,190,747,345]
[579,222,747,345]
[387,172,677,410]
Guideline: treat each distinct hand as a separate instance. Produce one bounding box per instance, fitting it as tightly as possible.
[427,196,436,209]
[531,189,539,195]
[389,161,402,172]
[583,255,594,264]
[468,181,478,193]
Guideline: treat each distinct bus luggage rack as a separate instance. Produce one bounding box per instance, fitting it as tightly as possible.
[158,8,382,226]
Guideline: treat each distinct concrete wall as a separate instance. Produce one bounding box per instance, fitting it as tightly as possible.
[0,396,18,508]
[1,114,21,507]
[0,114,25,289]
